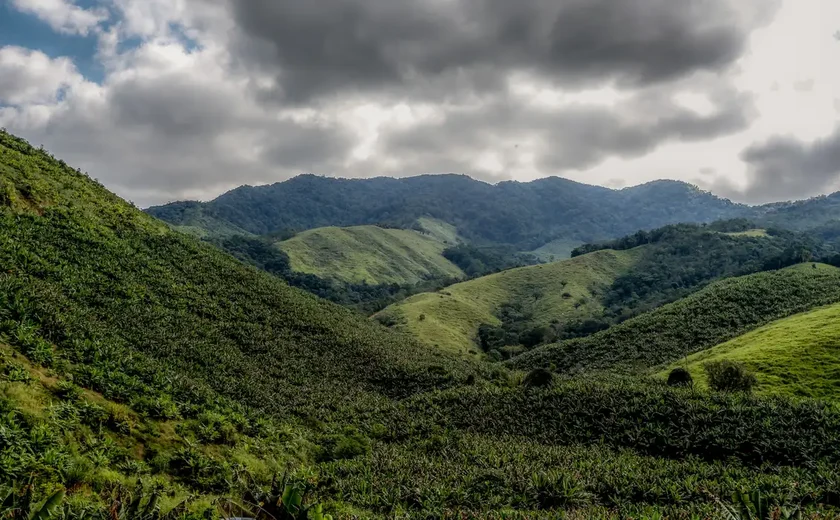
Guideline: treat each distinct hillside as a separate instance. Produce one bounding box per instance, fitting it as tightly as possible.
[277,223,463,285]
[0,130,479,516]
[375,249,642,356]
[147,175,748,249]
[668,302,840,399]
[510,264,840,374]
[9,131,840,517]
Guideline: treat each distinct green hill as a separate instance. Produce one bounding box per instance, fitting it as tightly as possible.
[511,264,840,374]
[277,223,463,285]
[527,238,583,261]
[666,302,840,399]
[9,131,840,518]
[0,130,478,516]
[375,249,642,356]
[147,175,749,249]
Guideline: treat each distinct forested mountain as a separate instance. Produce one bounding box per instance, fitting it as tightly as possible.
[378,219,837,359]
[9,131,840,518]
[147,174,748,248]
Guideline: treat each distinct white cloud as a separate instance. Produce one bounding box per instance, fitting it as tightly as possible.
[0,46,83,105]
[10,0,108,35]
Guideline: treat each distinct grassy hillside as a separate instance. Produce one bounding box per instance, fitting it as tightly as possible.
[0,130,480,517]
[376,249,642,356]
[277,224,464,285]
[10,130,840,518]
[511,264,840,374]
[667,302,840,399]
[528,238,583,261]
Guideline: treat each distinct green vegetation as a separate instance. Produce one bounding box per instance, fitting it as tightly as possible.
[147,175,748,249]
[511,264,840,374]
[376,249,642,356]
[277,225,464,285]
[528,238,584,262]
[668,301,840,399]
[725,228,769,237]
[9,130,840,518]
[0,130,477,517]
[572,221,829,319]
[204,234,458,314]
[441,243,542,278]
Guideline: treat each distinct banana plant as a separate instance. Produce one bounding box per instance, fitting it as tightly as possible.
[223,472,333,520]
[0,485,64,520]
[719,490,803,520]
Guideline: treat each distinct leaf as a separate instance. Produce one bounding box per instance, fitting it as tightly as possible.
[281,485,303,516]
[28,489,64,520]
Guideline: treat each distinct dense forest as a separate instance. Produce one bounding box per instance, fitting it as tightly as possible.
[7,131,840,518]
[147,175,749,249]
[149,173,840,253]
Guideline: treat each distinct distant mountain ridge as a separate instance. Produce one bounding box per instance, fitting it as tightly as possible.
[147,174,750,248]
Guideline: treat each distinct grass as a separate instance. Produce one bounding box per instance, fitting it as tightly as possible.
[528,238,584,261]
[376,249,642,356]
[725,229,769,237]
[277,224,465,285]
[511,263,840,374]
[666,301,840,399]
[416,217,460,245]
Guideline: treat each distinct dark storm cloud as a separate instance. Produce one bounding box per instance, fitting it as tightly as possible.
[729,126,840,202]
[228,0,773,102]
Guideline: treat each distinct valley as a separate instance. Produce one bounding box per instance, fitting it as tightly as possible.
[6,130,840,518]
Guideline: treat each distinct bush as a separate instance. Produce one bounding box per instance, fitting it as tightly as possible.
[667,368,693,388]
[704,360,757,393]
[522,368,554,389]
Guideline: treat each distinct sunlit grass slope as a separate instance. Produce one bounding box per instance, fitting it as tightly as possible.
[376,249,642,356]
[528,238,584,261]
[725,229,769,237]
[512,263,840,374]
[666,302,840,399]
[277,224,464,285]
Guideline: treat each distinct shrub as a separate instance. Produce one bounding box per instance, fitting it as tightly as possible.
[53,380,83,400]
[667,368,694,387]
[318,432,371,462]
[704,360,757,393]
[522,368,554,389]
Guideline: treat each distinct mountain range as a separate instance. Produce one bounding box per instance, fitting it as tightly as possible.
[147,173,840,251]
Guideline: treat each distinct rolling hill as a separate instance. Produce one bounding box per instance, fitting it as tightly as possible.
[666,301,840,399]
[510,263,840,374]
[276,221,463,285]
[9,130,840,517]
[375,248,643,356]
[147,174,748,249]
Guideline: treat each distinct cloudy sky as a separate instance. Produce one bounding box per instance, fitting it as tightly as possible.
[0,0,838,207]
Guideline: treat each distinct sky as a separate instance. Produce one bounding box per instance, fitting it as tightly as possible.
[0,0,838,208]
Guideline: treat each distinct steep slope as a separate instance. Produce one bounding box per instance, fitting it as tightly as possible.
[0,130,480,514]
[667,302,840,399]
[375,249,642,356]
[147,175,748,248]
[510,264,840,374]
[277,224,463,285]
